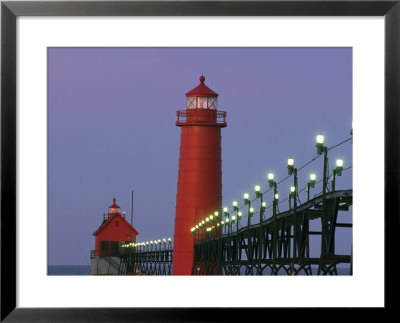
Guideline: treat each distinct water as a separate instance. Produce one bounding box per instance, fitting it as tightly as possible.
[48,265,91,276]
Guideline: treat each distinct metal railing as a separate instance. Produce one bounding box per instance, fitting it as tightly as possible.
[176,109,227,125]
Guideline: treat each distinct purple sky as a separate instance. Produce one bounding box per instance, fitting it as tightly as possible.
[48,48,352,266]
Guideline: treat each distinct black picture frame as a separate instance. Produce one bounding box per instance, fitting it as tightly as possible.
[1,1,398,321]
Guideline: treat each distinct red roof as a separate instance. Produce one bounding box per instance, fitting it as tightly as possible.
[185,75,219,97]
[92,213,139,236]
[108,198,120,209]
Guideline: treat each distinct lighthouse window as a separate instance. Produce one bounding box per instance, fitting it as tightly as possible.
[115,221,119,227]
[197,97,207,109]
[208,97,218,110]
[186,97,196,109]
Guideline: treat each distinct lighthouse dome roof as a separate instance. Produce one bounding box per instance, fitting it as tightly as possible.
[108,198,120,209]
[185,75,219,97]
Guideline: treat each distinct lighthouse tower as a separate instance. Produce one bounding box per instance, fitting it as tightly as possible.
[173,75,227,275]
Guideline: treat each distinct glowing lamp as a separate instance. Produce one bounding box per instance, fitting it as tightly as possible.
[316,134,324,144]
[335,159,343,176]
[255,185,262,198]
[309,173,316,188]
[267,172,275,187]
[287,157,295,175]
[316,133,325,155]
[233,201,239,211]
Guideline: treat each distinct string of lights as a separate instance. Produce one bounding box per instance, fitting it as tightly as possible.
[190,131,352,236]
[122,237,172,251]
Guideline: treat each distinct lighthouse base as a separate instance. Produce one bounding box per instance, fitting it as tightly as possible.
[90,256,121,275]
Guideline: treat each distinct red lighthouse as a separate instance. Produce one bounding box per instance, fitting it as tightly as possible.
[92,198,139,257]
[173,75,227,275]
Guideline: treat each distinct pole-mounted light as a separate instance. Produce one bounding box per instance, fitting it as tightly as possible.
[214,211,219,224]
[255,184,264,223]
[255,185,262,198]
[267,173,275,188]
[335,159,343,176]
[244,193,250,205]
[290,186,296,198]
[332,159,344,191]
[261,201,266,211]
[274,193,279,201]
[225,217,230,234]
[309,173,316,188]
[307,173,316,201]
[287,158,295,175]
[316,133,325,155]
[244,194,252,226]
[223,207,229,217]
[232,201,239,212]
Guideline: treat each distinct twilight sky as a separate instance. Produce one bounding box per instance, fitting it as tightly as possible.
[48,47,352,266]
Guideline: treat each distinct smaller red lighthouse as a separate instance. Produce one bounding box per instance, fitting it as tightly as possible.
[91,198,139,275]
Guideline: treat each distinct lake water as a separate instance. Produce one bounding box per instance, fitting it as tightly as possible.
[48,265,91,275]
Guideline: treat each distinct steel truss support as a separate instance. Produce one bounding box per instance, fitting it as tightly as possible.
[193,189,352,276]
[119,249,173,275]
